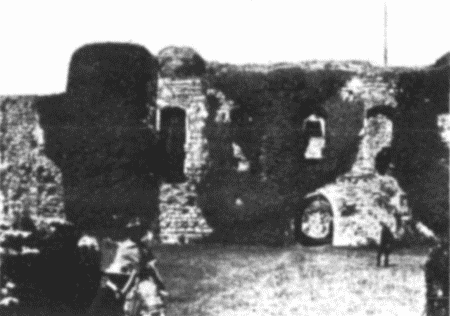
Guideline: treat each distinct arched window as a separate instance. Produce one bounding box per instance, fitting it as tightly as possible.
[302,114,326,160]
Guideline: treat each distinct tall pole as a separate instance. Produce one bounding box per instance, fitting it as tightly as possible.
[0,99,6,217]
[384,1,388,67]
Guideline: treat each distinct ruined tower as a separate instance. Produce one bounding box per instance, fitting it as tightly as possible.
[156,46,213,244]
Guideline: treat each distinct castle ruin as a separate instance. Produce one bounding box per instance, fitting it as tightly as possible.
[0,44,446,248]
[301,72,411,246]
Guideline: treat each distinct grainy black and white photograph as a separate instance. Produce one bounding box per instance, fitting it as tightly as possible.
[0,0,448,315]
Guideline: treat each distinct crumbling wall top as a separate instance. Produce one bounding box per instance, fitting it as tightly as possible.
[158,46,206,79]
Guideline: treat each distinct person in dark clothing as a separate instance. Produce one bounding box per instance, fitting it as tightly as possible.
[87,216,167,316]
[377,221,396,267]
[126,217,168,298]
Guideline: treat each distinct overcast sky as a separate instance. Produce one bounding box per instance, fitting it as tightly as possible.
[0,0,448,94]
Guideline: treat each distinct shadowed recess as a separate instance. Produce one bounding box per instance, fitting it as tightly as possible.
[366,105,396,120]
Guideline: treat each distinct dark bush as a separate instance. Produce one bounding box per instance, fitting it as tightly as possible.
[425,240,449,316]
[200,68,361,244]
[36,43,161,230]
[0,224,97,314]
[392,62,449,236]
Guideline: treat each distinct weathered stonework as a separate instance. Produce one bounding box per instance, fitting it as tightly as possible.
[159,182,211,244]
[349,75,396,174]
[156,78,213,243]
[304,73,412,247]
[0,97,65,228]
[308,174,409,247]
[206,88,251,172]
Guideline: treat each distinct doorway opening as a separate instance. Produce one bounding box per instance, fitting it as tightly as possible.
[159,107,186,183]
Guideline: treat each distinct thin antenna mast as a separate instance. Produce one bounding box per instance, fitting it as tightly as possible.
[384,1,388,67]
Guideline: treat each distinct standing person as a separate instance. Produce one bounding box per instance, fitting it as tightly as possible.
[377,221,395,267]
[376,213,404,267]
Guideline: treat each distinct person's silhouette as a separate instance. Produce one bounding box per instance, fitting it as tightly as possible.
[377,221,395,267]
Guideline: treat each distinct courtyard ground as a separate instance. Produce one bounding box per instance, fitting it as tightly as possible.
[155,244,429,316]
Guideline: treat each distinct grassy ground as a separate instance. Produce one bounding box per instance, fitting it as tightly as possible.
[155,244,428,316]
[1,244,429,315]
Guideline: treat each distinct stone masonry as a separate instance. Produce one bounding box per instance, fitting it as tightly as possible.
[305,72,412,247]
[345,75,397,174]
[0,96,65,229]
[157,78,213,244]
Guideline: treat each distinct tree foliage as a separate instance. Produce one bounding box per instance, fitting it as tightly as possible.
[36,43,161,230]
[392,63,449,235]
[200,68,361,244]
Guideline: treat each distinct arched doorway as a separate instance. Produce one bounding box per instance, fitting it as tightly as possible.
[159,107,186,183]
[297,194,333,245]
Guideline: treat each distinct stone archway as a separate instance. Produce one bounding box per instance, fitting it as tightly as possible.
[159,107,186,183]
[296,194,333,246]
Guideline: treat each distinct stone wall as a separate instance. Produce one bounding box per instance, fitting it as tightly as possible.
[0,47,438,247]
[0,96,65,228]
[304,72,412,247]
[0,95,67,308]
[310,174,409,247]
[209,60,374,75]
[156,78,213,244]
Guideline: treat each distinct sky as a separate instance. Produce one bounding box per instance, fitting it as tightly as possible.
[0,0,448,94]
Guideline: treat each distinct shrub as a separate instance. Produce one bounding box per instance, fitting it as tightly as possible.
[36,43,161,230]
[392,62,449,236]
[199,68,361,244]
[425,240,449,315]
